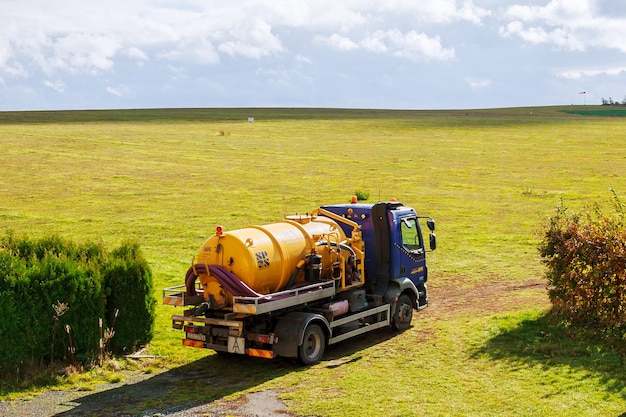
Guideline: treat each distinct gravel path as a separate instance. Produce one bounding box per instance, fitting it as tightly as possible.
[0,371,293,417]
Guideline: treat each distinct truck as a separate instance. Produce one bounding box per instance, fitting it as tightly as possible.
[163,199,436,365]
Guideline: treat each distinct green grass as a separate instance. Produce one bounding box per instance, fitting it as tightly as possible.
[1,106,626,415]
[563,107,626,117]
[276,310,626,417]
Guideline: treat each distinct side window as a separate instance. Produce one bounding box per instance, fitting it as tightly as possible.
[401,218,423,252]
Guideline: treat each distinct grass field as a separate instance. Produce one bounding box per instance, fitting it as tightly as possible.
[1,106,625,416]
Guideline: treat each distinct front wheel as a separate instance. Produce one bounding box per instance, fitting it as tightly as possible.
[392,294,413,331]
[298,324,326,365]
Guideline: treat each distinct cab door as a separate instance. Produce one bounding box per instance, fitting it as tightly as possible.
[393,216,427,286]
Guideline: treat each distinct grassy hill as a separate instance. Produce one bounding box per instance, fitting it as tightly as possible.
[1,106,625,416]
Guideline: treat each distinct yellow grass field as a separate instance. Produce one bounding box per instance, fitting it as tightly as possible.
[1,106,625,416]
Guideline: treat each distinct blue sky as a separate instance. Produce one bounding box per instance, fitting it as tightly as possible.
[1,0,625,110]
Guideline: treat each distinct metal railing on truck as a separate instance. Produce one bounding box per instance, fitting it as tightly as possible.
[232,280,336,315]
[163,280,336,315]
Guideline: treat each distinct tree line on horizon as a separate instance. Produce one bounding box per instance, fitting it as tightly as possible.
[601,96,626,105]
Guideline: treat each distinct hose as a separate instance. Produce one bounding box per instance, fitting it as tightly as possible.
[286,259,308,289]
[317,241,357,258]
[185,264,263,298]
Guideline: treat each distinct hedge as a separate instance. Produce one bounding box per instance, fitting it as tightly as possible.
[103,242,155,353]
[0,233,155,372]
[539,196,626,335]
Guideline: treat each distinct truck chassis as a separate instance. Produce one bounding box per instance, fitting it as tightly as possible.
[163,278,404,365]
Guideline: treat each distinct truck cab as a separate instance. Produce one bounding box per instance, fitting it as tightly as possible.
[321,202,436,310]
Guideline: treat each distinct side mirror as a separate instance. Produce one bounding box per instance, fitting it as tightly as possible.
[429,233,436,251]
[426,218,435,232]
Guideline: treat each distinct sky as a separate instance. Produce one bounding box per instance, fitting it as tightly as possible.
[1,0,626,111]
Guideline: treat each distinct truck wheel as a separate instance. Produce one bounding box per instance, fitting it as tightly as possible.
[298,324,325,365]
[392,294,413,331]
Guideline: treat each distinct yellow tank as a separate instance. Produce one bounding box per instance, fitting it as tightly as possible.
[195,216,346,308]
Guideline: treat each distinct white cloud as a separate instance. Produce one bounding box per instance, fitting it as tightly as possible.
[500,0,626,52]
[320,30,455,61]
[43,79,65,93]
[295,54,312,65]
[320,34,359,51]
[0,1,286,75]
[499,21,585,51]
[167,64,187,81]
[0,0,490,80]
[106,86,123,97]
[218,20,284,59]
[363,30,455,61]
[375,0,490,25]
[124,47,149,62]
[360,35,388,54]
[50,33,120,73]
[459,0,493,25]
[557,66,626,79]
[466,77,491,89]
[3,0,625,111]
[256,66,313,87]
[106,85,128,97]
[0,35,27,77]
[157,39,220,65]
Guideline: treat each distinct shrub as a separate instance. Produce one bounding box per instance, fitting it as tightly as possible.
[0,252,29,368]
[103,242,156,353]
[0,233,155,373]
[26,254,105,361]
[539,194,626,336]
[354,190,370,201]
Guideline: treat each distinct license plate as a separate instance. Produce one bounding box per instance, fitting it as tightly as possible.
[186,332,206,341]
[228,337,246,354]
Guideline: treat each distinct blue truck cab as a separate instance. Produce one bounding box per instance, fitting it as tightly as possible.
[321,201,436,310]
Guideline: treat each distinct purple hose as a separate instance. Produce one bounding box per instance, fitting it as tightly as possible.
[185,264,262,298]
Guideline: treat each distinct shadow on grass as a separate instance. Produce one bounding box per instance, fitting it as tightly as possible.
[51,353,293,416]
[475,312,626,400]
[52,328,398,416]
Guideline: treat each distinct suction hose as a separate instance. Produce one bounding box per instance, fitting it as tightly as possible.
[286,258,308,289]
[185,264,263,298]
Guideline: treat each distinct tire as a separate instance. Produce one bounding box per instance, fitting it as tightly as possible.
[298,324,326,365]
[392,294,413,331]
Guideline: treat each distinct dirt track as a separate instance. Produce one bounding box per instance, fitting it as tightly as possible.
[0,278,549,417]
[427,277,548,316]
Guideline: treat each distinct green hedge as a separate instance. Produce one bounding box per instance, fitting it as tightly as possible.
[104,242,155,353]
[539,196,626,335]
[0,233,155,372]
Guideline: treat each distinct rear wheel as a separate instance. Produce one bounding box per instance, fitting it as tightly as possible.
[392,294,413,331]
[298,324,325,365]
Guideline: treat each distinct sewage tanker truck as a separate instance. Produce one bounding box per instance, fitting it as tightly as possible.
[163,200,436,365]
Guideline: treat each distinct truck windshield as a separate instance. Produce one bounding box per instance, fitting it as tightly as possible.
[401,218,423,252]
